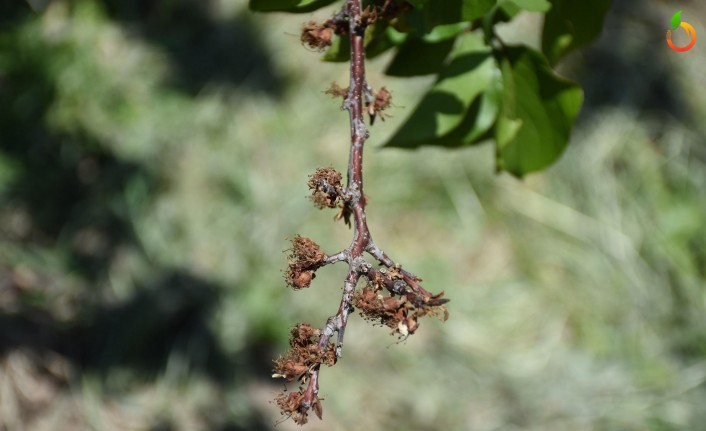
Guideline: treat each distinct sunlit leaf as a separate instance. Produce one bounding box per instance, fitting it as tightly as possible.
[323,35,349,62]
[500,0,551,12]
[405,0,496,29]
[495,46,583,176]
[384,32,495,148]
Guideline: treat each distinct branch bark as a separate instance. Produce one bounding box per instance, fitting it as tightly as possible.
[301,0,368,409]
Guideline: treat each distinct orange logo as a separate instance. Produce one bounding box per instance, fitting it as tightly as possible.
[667,10,696,52]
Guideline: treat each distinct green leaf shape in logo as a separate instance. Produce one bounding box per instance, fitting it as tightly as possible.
[671,10,682,31]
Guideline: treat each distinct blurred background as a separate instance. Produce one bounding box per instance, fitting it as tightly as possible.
[1,0,705,430]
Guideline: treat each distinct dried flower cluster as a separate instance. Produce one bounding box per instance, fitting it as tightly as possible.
[300,20,335,51]
[275,389,324,425]
[324,82,348,98]
[326,83,393,125]
[367,86,392,124]
[273,324,336,382]
[307,167,344,209]
[273,324,334,424]
[356,268,448,337]
[301,1,412,52]
[274,0,449,426]
[285,235,326,289]
[300,12,348,51]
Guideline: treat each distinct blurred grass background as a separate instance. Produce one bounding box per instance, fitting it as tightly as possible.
[1,0,706,430]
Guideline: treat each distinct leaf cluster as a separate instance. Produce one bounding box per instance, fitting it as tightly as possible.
[250,0,612,177]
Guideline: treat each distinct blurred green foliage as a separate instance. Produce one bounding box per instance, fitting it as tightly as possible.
[1,0,706,430]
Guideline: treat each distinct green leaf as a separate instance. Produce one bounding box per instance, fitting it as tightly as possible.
[500,0,551,12]
[407,0,496,29]
[541,0,612,65]
[461,68,502,145]
[430,71,502,148]
[421,23,468,43]
[365,21,399,59]
[671,10,682,31]
[384,32,495,148]
[248,0,338,13]
[385,37,455,76]
[482,0,549,29]
[323,24,406,62]
[323,36,350,62]
[495,46,583,176]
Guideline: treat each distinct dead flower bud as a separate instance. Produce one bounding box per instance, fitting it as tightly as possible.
[322,342,337,366]
[272,357,310,382]
[355,279,449,337]
[289,270,315,289]
[275,390,310,425]
[273,323,336,383]
[312,396,324,420]
[301,20,334,51]
[307,167,344,209]
[324,82,348,99]
[367,86,393,125]
[285,236,326,289]
[323,14,348,35]
[290,323,320,347]
[354,286,408,331]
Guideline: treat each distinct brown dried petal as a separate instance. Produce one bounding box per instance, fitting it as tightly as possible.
[313,397,323,420]
[360,5,377,26]
[290,323,319,347]
[285,235,326,289]
[322,343,337,366]
[290,235,326,266]
[275,390,309,425]
[367,86,393,124]
[406,316,418,334]
[301,20,333,51]
[382,296,405,311]
[374,87,392,111]
[323,82,348,99]
[308,167,344,209]
[287,269,314,289]
[273,357,309,382]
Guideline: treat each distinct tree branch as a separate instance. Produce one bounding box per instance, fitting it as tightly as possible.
[300,0,368,411]
[274,1,448,424]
